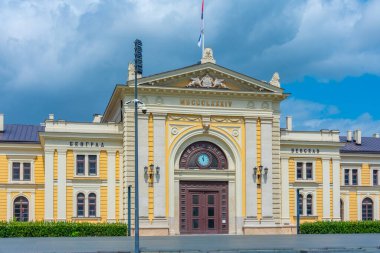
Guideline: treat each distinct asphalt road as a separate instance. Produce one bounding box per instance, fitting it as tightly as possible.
[1,234,380,253]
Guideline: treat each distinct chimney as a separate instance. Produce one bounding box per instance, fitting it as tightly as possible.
[48,114,54,120]
[373,133,380,138]
[354,129,362,145]
[286,116,293,131]
[0,113,4,132]
[93,114,103,123]
[347,130,353,142]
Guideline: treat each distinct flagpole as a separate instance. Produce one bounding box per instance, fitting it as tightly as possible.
[202,13,205,56]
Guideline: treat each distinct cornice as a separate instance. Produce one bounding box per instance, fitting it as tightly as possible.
[129,86,288,100]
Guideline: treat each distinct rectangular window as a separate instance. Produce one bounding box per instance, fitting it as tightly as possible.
[88,155,97,175]
[296,162,303,180]
[23,163,31,181]
[344,169,350,185]
[12,162,21,180]
[306,162,313,180]
[306,195,313,215]
[76,155,85,175]
[373,170,378,186]
[298,195,304,215]
[352,169,358,185]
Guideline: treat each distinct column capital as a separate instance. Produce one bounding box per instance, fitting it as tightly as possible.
[260,117,273,124]
[44,149,55,155]
[244,117,258,124]
[153,113,167,120]
[57,148,67,154]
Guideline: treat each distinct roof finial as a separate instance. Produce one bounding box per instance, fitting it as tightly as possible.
[269,72,280,87]
[128,62,142,81]
[201,48,216,64]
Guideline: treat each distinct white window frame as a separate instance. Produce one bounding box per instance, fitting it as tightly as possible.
[7,191,35,221]
[342,167,361,186]
[357,194,378,221]
[295,160,316,182]
[294,190,317,217]
[8,159,35,183]
[73,187,100,218]
[370,167,380,186]
[74,152,100,177]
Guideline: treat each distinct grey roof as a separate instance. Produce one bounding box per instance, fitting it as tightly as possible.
[340,136,380,153]
[0,124,45,143]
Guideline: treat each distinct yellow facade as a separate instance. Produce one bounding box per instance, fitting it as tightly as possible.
[361,163,370,186]
[148,113,154,222]
[0,155,8,183]
[256,118,262,220]
[349,191,358,220]
[0,190,6,220]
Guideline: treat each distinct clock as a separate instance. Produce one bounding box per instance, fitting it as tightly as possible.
[197,153,211,168]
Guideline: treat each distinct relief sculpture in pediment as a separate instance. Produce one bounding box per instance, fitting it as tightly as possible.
[186,74,229,89]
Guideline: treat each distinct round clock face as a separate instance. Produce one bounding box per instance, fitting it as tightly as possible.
[197,153,211,168]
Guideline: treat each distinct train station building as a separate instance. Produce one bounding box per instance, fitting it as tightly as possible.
[1,48,379,235]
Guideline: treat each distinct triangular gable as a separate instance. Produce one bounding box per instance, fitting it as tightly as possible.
[127,63,283,94]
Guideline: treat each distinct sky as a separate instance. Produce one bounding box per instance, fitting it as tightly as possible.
[0,0,379,136]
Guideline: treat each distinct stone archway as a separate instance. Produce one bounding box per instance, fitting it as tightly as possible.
[168,129,242,235]
[179,141,228,170]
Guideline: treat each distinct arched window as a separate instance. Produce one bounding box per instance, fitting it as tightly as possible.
[179,141,228,170]
[362,197,373,221]
[298,194,304,215]
[306,194,313,215]
[14,196,29,222]
[340,199,344,221]
[77,193,85,217]
[88,193,96,217]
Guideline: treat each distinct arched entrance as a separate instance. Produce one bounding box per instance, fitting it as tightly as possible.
[179,141,229,234]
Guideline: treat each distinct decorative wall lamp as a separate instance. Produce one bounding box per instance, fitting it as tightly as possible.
[253,165,269,186]
[144,164,160,186]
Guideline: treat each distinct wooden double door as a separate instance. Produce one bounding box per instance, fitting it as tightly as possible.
[180,181,228,234]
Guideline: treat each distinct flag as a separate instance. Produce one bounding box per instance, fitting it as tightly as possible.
[197,0,204,47]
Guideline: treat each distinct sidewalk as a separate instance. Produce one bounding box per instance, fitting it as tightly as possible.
[1,234,380,253]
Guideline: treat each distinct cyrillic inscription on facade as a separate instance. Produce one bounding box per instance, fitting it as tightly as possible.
[291,148,319,154]
[69,141,105,148]
[180,99,232,107]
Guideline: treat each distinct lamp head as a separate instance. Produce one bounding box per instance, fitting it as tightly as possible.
[156,166,160,175]
[144,166,148,175]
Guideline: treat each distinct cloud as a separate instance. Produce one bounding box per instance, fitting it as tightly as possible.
[253,0,380,81]
[282,98,380,136]
[0,0,379,90]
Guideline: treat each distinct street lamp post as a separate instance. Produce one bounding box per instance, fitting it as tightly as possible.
[296,188,302,234]
[134,39,143,253]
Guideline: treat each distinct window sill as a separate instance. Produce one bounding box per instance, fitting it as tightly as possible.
[72,217,101,221]
[73,175,99,178]
[295,179,315,182]
[293,215,318,219]
[9,180,35,184]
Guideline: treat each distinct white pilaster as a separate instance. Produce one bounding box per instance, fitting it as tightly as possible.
[322,158,331,220]
[375,193,379,220]
[245,118,257,218]
[154,114,166,217]
[107,151,116,221]
[138,114,149,217]
[281,157,290,224]
[57,149,67,220]
[261,120,274,223]
[119,150,124,220]
[44,149,54,220]
[332,159,341,220]
[344,193,350,221]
